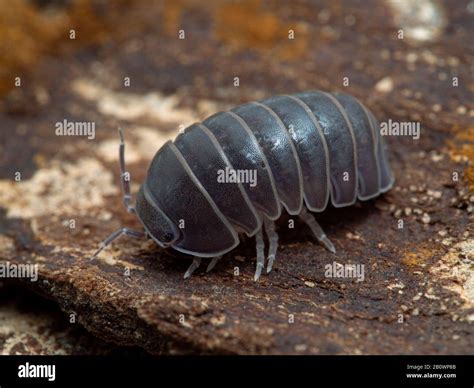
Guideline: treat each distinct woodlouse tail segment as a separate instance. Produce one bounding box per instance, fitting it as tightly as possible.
[90,227,146,260]
[118,127,136,214]
[299,207,336,254]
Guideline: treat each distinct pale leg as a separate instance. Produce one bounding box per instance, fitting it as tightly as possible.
[184,257,202,279]
[206,255,222,273]
[264,217,279,273]
[299,207,336,253]
[254,228,265,281]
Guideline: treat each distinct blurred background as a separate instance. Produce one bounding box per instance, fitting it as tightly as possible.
[0,0,472,355]
[0,0,472,176]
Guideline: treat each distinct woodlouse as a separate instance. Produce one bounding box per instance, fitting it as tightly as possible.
[92,91,395,280]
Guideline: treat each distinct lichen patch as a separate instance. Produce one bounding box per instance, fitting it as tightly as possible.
[0,158,117,219]
[0,303,66,355]
[387,0,446,43]
[431,239,474,307]
[72,79,197,125]
[95,126,173,165]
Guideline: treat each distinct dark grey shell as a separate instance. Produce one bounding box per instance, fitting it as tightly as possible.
[135,91,395,257]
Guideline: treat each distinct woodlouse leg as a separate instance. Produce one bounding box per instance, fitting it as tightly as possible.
[206,255,222,273]
[184,257,201,279]
[264,217,279,274]
[298,207,336,253]
[90,227,146,260]
[118,128,135,214]
[254,228,265,281]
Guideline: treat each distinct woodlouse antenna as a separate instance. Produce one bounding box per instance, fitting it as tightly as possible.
[118,127,136,214]
[90,227,146,260]
[90,128,147,261]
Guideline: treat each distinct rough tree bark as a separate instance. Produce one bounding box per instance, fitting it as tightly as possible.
[0,0,472,354]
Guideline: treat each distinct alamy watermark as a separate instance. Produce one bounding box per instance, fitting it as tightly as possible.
[325,261,365,282]
[380,119,420,140]
[217,167,257,187]
[55,119,95,140]
[18,363,55,382]
[0,261,38,282]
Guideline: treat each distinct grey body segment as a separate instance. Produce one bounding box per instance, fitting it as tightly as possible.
[364,107,395,192]
[294,91,358,207]
[333,92,381,200]
[232,102,303,214]
[202,111,281,220]
[261,95,330,212]
[143,141,239,257]
[174,123,260,236]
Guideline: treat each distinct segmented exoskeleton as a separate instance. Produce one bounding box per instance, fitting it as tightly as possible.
[92,91,395,280]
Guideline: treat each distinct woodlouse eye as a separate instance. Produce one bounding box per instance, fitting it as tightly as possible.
[162,232,174,243]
